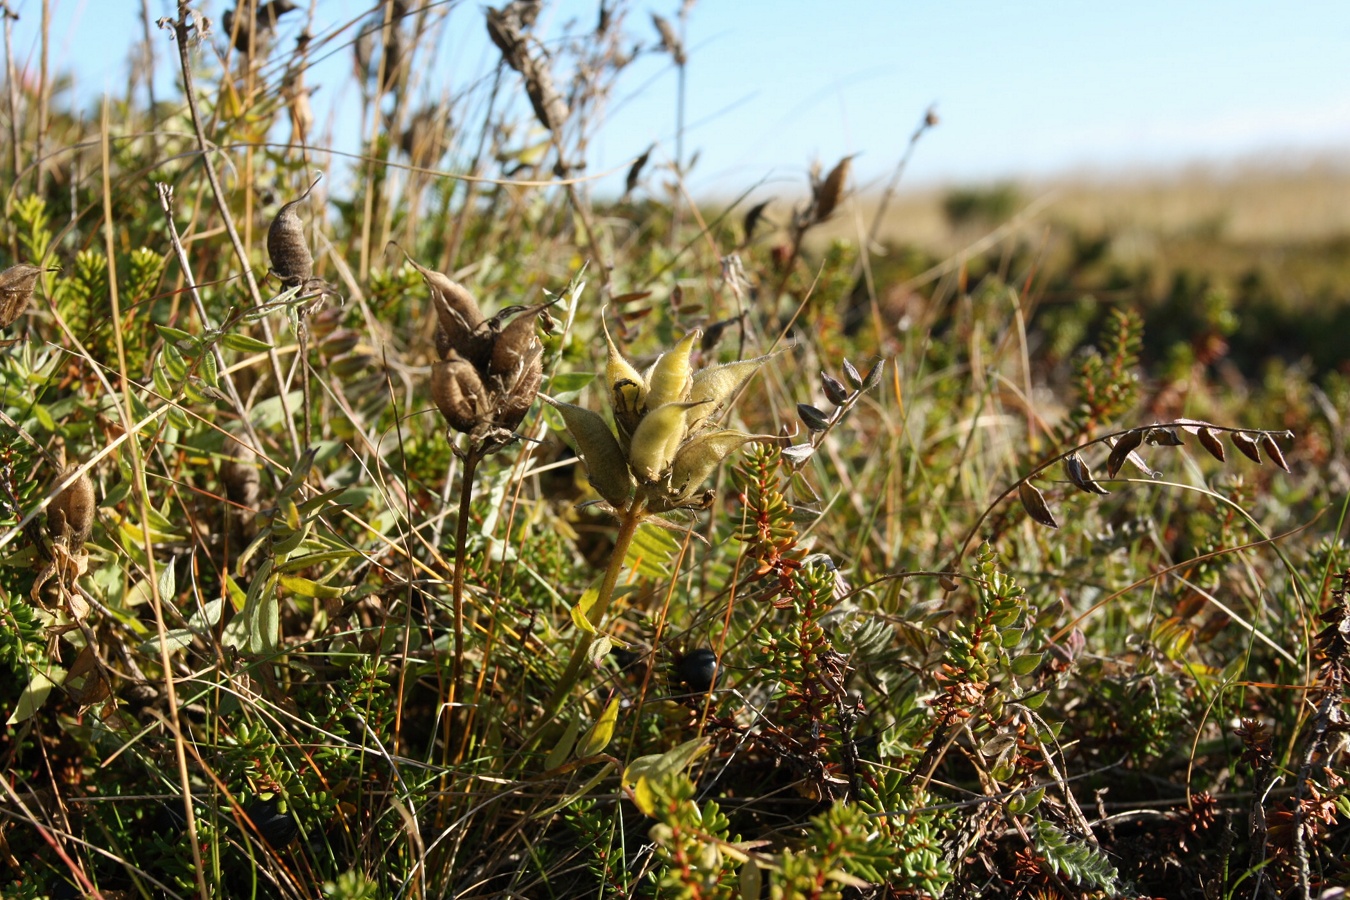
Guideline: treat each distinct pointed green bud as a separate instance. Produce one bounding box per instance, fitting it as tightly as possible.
[628,400,705,483]
[644,329,700,410]
[686,352,777,432]
[542,396,635,507]
[603,314,646,438]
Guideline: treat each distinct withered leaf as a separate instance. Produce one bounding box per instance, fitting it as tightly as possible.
[813,155,854,224]
[1106,430,1143,478]
[1018,481,1058,529]
[1258,433,1289,472]
[1064,453,1109,495]
[742,199,771,243]
[0,263,46,328]
[1196,427,1226,461]
[625,145,652,196]
[1231,431,1262,464]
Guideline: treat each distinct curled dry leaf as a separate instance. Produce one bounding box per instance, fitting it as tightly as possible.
[1258,433,1290,472]
[1196,427,1226,462]
[1144,426,1184,447]
[1018,481,1058,529]
[1064,453,1109,495]
[651,13,687,65]
[742,199,771,244]
[625,145,652,196]
[1231,431,1262,464]
[0,264,47,328]
[1106,430,1143,479]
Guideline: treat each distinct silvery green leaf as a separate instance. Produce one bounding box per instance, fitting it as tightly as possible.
[842,358,864,390]
[821,371,849,405]
[797,403,831,432]
[781,443,815,468]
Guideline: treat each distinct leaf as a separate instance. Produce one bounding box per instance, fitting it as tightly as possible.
[1105,430,1143,478]
[1231,431,1262,464]
[223,333,274,353]
[861,359,886,392]
[1196,427,1225,461]
[569,587,600,634]
[1063,453,1108,495]
[632,777,657,816]
[1259,433,1290,472]
[1018,482,1058,528]
[542,396,634,507]
[623,737,709,787]
[547,371,595,397]
[576,697,619,758]
[1143,426,1183,446]
[1009,653,1043,676]
[739,861,763,900]
[7,667,61,724]
[278,573,349,600]
[544,717,581,771]
[821,371,849,405]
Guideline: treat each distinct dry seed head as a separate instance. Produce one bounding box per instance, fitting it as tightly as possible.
[48,466,96,549]
[267,175,321,287]
[812,155,854,224]
[431,353,489,434]
[0,264,47,328]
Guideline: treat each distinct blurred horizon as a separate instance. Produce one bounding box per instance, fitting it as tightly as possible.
[11,0,1350,198]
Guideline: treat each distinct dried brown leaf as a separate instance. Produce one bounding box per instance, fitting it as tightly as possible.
[1231,431,1262,464]
[1064,453,1109,495]
[1258,433,1289,472]
[1106,430,1143,478]
[1196,427,1225,462]
[0,264,46,328]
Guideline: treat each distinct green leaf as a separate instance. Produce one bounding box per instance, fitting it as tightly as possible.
[544,717,581,771]
[1009,653,1042,676]
[155,325,198,349]
[547,371,596,396]
[222,333,274,353]
[7,667,61,724]
[278,573,349,600]
[576,697,619,758]
[623,737,709,787]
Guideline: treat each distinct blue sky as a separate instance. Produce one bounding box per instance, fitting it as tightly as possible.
[18,0,1350,196]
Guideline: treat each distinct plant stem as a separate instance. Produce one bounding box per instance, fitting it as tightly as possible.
[535,500,645,729]
[450,445,482,715]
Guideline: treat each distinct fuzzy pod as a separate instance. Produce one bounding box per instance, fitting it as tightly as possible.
[644,330,699,410]
[628,401,704,484]
[652,429,759,511]
[603,316,646,439]
[542,396,634,508]
[493,353,542,433]
[48,466,96,549]
[0,264,46,328]
[267,176,320,287]
[488,305,545,377]
[431,353,488,434]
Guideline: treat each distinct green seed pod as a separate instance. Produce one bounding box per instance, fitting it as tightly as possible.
[644,330,699,410]
[0,264,45,328]
[603,316,646,439]
[628,401,705,484]
[542,396,635,507]
[48,465,96,550]
[431,353,488,434]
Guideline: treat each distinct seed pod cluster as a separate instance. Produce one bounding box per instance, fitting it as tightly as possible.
[267,176,321,288]
[486,1,568,133]
[409,256,544,449]
[0,264,46,328]
[48,465,96,551]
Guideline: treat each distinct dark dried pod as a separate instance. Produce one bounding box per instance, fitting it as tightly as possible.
[1018,481,1058,529]
[267,175,320,288]
[651,13,687,66]
[821,371,849,406]
[48,466,96,550]
[742,199,771,244]
[488,305,545,377]
[1064,452,1109,495]
[0,264,45,328]
[402,254,489,364]
[797,403,831,433]
[1231,431,1262,464]
[431,353,488,433]
[220,439,261,537]
[625,145,652,197]
[1258,433,1289,472]
[223,0,298,54]
[1196,427,1226,461]
[842,358,864,391]
[1106,430,1143,478]
[812,155,854,224]
[495,353,542,433]
[1144,426,1183,447]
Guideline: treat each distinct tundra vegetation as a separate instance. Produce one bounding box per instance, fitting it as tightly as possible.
[0,2,1346,899]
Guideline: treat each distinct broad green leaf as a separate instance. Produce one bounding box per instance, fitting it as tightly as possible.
[278,573,349,600]
[623,737,709,787]
[7,668,61,724]
[576,697,619,758]
[544,717,581,771]
[222,333,274,353]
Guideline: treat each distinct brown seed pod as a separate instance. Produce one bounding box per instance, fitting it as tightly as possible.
[494,353,542,433]
[1018,481,1058,529]
[0,264,46,328]
[267,175,321,288]
[400,253,489,364]
[220,439,261,537]
[812,155,854,224]
[488,305,545,377]
[432,353,488,434]
[48,466,96,550]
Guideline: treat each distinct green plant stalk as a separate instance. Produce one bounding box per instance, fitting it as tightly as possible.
[536,499,646,729]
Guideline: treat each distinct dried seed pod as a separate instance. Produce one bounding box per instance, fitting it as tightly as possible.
[812,155,854,224]
[1144,426,1183,446]
[223,0,298,54]
[401,254,488,364]
[1231,431,1262,464]
[1258,433,1289,472]
[495,351,542,433]
[267,175,320,288]
[220,439,261,537]
[1018,481,1058,529]
[797,403,831,433]
[651,13,687,65]
[0,264,46,328]
[742,199,771,244]
[1196,427,1226,461]
[431,354,488,434]
[821,371,849,406]
[1106,430,1144,478]
[488,305,545,377]
[1064,453,1109,495]
[48,466,96,550]
[624,145,652,197]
